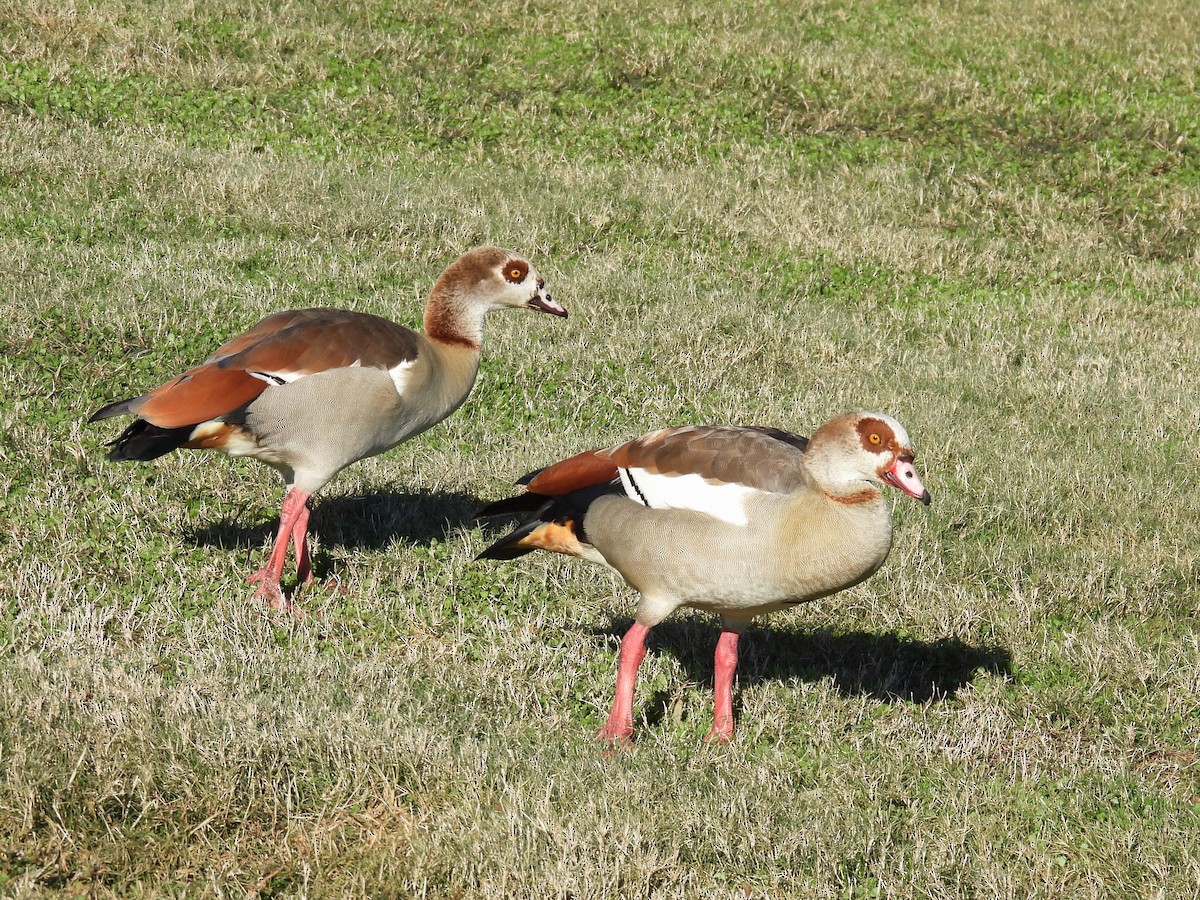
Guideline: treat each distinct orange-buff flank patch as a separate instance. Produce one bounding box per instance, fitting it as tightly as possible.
[517,521,585,556]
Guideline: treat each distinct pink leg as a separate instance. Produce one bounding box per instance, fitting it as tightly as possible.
[246,487,310,614]
[703,629,740,744]
[597,622,650,745]
[291,501,313,586]
[291,496,350,598]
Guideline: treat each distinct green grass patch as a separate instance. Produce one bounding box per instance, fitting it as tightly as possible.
[2,0,1200,895]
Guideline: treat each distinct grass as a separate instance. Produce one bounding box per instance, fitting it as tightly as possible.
[1,0,1199,895]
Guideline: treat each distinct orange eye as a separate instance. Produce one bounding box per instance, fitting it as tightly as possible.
[869,433,881,445]
[508,267,524,281]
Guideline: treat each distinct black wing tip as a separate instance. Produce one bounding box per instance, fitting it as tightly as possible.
[515,466,546,487]
[474,494,561,560]
[474,514,546,561]
[88,397,136,423]
[474,541,536,561]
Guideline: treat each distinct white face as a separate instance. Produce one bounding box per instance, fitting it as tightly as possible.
[491,256,567,316]
[850,413,929,503]
[808,411,919,487]
[875,414,911,450]
[849,414,909,466]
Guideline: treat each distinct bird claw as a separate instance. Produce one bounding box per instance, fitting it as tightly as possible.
[703,713,735,744]
[702,726,734,745]
[596,722,634,751]
[246,571,308,617]
[245,568,272,587]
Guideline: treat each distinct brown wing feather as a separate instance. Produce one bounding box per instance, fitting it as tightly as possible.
[608,425,812,494]
[209,309,423,377]
[115,309,424,428]
[523,426,812,498]
[201,309,306,361]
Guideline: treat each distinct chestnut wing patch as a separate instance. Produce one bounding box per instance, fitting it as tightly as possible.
[134,366,270,428]
[516,425,812,522]
[523,449,620,496]
[135,309,424,428]
[524,425,814,526]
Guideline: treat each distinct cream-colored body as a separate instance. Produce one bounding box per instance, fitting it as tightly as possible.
[586,484,894,628]
[232,339,482,493]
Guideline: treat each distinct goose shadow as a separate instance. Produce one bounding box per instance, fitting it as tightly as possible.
[590,616,1013,726]
[185,488,479,572]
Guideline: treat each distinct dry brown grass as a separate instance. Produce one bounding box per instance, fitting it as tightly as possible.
[1,0,1199,895]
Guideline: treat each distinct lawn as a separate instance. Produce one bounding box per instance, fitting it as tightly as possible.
[1,0,1198,896]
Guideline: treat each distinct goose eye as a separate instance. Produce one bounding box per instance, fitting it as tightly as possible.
[503,261,528,283]
[869,433,881,445]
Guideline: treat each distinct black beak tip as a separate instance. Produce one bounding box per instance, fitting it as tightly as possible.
[528,296,568,318]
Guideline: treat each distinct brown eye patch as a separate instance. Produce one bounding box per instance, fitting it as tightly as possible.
[503,259,529,283]
[856,417,895,452]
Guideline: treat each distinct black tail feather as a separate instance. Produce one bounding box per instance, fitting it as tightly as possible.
[474,495,555,560]
[475,476,622,562]
[105,419,194,462]
[473,493,553,522]
[476,515,548,560]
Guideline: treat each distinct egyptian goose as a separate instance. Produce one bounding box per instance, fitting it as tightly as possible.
[91,246,566,613]
[476,411,931,744]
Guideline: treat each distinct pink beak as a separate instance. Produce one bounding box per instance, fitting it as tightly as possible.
[882,455,931,505]
[528,284,568,318]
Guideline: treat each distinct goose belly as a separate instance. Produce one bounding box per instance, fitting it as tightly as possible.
[585,494,894,617]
